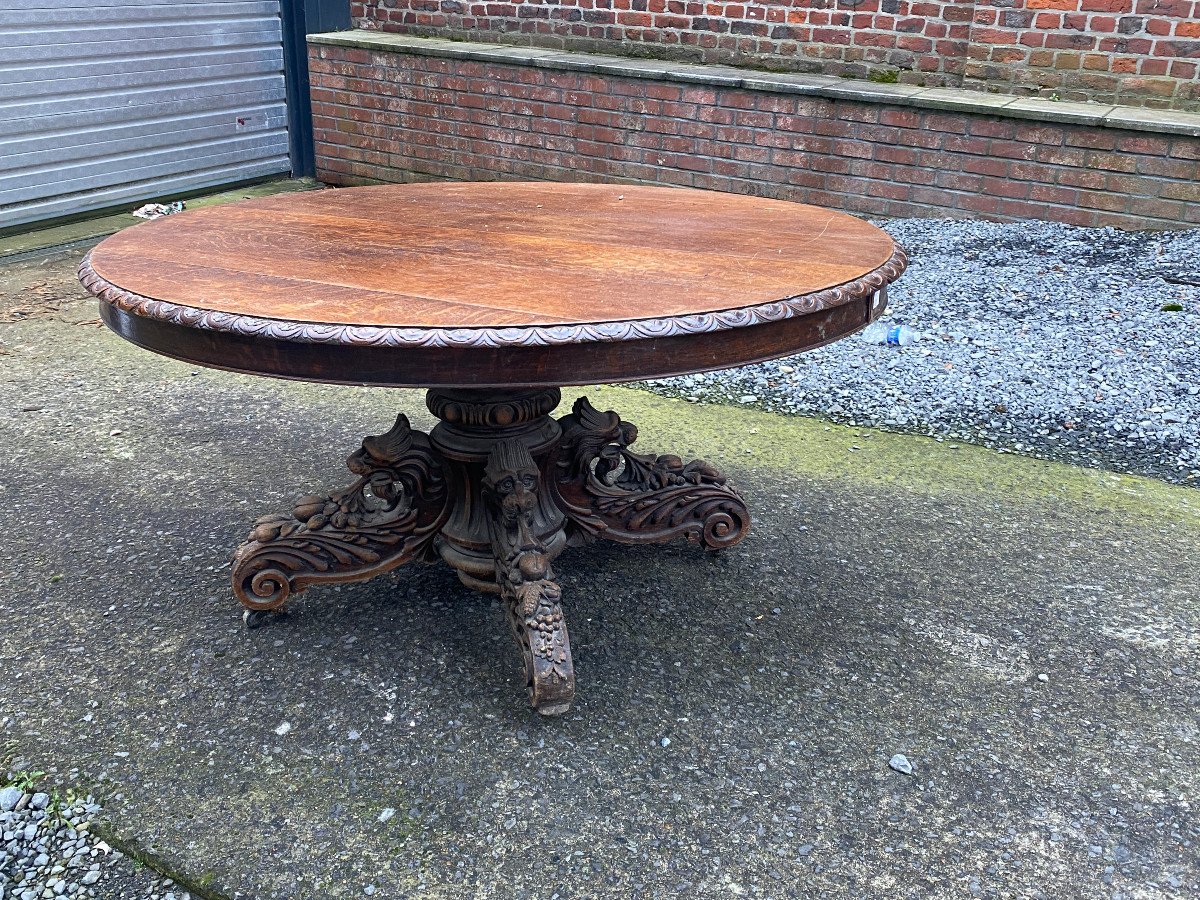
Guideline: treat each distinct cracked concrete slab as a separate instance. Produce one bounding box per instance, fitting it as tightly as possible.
[0,247,1197,899]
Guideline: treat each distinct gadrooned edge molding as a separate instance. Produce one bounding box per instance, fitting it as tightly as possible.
[79,245,908,350]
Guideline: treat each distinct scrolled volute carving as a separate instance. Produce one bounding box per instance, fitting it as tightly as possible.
[231,415,449,611]
[556,397,750,550]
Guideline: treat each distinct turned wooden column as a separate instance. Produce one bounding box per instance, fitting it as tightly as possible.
[426,388,568,593]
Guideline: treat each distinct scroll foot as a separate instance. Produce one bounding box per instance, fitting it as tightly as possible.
[484,438,575,715]
[231,414,449,614]
[555,397,751,549]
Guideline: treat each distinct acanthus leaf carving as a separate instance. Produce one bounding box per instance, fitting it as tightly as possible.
[483,438,574,715]
[555,397,750,551]
[231,414,449,612]
[217,390,754,711]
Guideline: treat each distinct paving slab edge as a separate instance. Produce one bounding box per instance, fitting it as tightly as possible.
[88,821,232,900]
[307,30,1200,137]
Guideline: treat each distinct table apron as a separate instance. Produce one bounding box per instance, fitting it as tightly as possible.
[98,290,878,388]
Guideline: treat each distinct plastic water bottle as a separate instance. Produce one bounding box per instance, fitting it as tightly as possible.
[861,322,919,346]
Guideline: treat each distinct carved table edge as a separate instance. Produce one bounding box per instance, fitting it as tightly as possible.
[78,245,908,350]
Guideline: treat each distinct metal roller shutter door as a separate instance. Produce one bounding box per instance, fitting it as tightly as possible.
[0,0,290,231]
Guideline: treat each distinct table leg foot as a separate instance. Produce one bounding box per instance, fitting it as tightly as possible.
[484,438,575,715]
[243,608,287,630]
[231,414,450,614]
[554,397,751,550]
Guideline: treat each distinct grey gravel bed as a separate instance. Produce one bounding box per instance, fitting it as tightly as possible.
[639,220,1200,485]
[0,766,185,900]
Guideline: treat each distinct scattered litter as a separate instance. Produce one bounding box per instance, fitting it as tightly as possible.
[861,322,920,346]
[378,807,396,823]
[132,201,185,220]
[274,721,292,736]
[1037,673,1050,683]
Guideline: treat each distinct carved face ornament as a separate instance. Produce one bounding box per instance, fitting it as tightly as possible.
[484,440,542,531]
[491,468,538,523]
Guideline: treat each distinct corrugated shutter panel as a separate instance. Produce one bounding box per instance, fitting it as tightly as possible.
[0,0,290,230]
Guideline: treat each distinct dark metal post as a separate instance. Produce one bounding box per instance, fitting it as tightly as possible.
[280,1,351,178]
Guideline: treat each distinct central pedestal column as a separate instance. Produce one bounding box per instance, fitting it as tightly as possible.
[426,387,568,593]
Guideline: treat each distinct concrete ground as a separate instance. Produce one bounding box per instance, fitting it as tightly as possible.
[1,242,1198,899]
[0,178,319,264]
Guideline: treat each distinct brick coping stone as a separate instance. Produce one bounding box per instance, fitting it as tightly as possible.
[308,30,1200,139]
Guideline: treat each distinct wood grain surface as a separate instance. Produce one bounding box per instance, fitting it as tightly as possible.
[87,182,897,329]
[82,182,907,386]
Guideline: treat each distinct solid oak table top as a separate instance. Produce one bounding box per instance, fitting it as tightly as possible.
[80,182,907,388]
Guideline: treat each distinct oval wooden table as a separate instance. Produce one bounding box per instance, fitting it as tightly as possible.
[80,182,907,715]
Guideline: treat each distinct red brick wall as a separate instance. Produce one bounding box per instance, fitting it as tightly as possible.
[966,0,1200,106]
[309,43,1200,228]
[349,0,1200,109]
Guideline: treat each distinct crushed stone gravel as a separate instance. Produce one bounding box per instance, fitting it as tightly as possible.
[639,220,1200,485]
[0,761,186,900]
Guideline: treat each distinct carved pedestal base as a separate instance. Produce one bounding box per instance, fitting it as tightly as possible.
[232,390,750,714]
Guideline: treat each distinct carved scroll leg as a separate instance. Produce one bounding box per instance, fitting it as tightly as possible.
[498,562,575,715]
[555,396,751,551]
[232,414,449,625]
[484,438,575,715]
